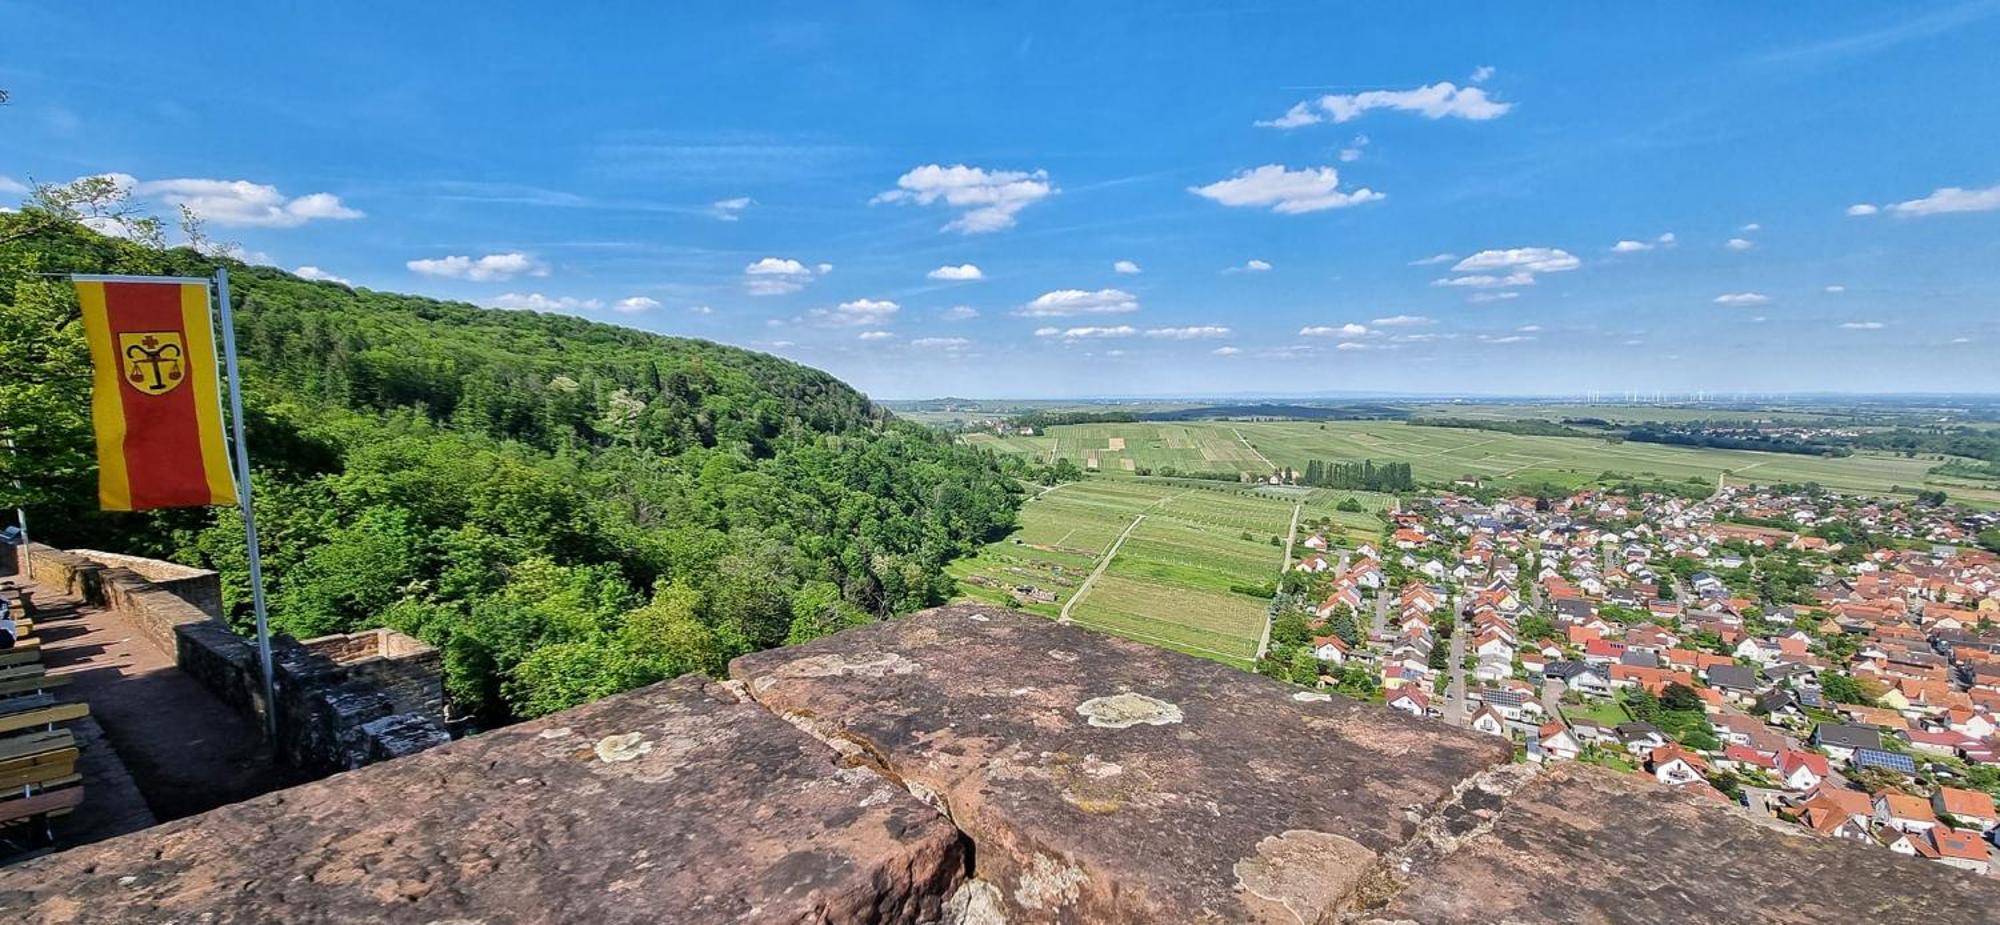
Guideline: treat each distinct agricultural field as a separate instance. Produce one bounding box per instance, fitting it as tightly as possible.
[962,419,2000,506]
[948,477,1310,668]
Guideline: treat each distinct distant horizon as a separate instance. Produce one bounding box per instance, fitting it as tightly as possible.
[874,390,2000,404]
[7,3,1998,396]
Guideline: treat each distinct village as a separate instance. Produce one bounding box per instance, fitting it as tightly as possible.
[1266,482,2000,878]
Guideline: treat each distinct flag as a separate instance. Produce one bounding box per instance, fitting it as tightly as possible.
[75,276,237,511]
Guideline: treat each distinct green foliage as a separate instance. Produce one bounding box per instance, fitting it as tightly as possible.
[1,207,1022,722]
[1818,671,1873,706]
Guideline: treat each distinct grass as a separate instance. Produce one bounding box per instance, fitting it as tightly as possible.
[1562,699,1632,728]
[965,419,2000,505]
[949,476,1289,667]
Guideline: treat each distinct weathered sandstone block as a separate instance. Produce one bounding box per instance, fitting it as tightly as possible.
[1365,762,2000,924]
[731,604,1515,923]
[0,677,967,924]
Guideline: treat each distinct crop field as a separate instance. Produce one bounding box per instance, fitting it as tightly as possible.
[964,420,1999,505]
[949,478,1301,667]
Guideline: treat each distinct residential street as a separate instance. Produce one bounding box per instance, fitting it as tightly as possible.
[1444,597,1468,726]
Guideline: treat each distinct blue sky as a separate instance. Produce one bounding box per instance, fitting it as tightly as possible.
[5,2,1999,399]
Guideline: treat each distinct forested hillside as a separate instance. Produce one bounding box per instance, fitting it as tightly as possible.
[0,191,1023,722]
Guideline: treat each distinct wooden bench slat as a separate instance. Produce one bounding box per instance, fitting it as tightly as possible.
[0,730,73,763]
[0,649,40,668]
[0,745,76,776]
[0,757,77,790]
[0,702,87,736]
[0,664,46,682]
[0,694,55,718]
[0,674,68,697]
[0,786,83,825]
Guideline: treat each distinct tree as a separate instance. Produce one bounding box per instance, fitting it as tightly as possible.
[1660,682,1703,713]
[1819,672,1872,706]
[1330,609,1360,646]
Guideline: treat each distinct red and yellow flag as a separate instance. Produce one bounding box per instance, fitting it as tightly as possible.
[75,276,237,511]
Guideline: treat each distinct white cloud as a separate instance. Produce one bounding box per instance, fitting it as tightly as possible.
[1409,252,1457,266]
[1212,346,1241,356]
[292,265,350,285]
[1610,239,1651,253]
[1019,288,1139,317]
[1740,223,1761,232]
[1258,81,1512,128]
[911,336,971,349]
[815,298,900,326]
[0,175,29,196]
[1824,285,1846,293]
[710,196,752,221]
[872,163,1055,233]
[1190,164,1383,214]
[941,305,979,320]
[1712,292,1769,306]
[1300,323,1373,338]
[1725,238,1755,251]
[927,263,985,281]
[408,252,548,281]
[1657,232,1677,245]
[1470,65,1496,84]
[1335,342,1380,351]
[489,292,600,312]
[614,296,661,313]
[1338,134,1370,163]
[125,177,363,228]
[1239,259,1273,272]
[1454,248,1580,274]
[1845,203,1878,216]
[1037,325,1136,339]
[817,263,834,274]
[1517,324,1543,333]
[688,304,713,314]
[743,256,825,295]
[1951,337,1972,344]
[1144,325,1232,340]
[1371,314,1433,326]
[857,330,897,341]
[1466,291,1520,304]
[1880,183,2000,216]
[1433,247,1578,289]
[1434,272,1535,289]
[1112,259,1141,275]
[1483,335,1534,344]
[1839,321,1884,329]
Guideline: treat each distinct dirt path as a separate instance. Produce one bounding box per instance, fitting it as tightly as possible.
[1060,513,1147,624]
[1230,428,1276,471]
[1255,502,1304,660]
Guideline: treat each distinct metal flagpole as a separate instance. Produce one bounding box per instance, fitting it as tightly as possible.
[213,268,279,743]
[3,438,26,580]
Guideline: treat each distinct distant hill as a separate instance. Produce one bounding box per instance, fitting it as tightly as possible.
[0,205,1023,721]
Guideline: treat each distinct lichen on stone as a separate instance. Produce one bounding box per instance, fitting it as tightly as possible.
[1012,852,1087,911]
[1075,692,1183,729]
[593,732,653,763]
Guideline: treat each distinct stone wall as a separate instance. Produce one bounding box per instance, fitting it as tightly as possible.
[69,549,223,620]
[0,603,1994,923]
[303,629,447,719]
[21,543,449,775]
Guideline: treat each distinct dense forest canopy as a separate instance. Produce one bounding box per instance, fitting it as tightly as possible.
[0,186,1023,722]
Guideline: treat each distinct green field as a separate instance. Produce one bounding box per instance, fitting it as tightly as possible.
[949,478,1319,667]
[965,419,2000,506]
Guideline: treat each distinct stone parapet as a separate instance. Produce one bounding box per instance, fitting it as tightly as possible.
[0,677,966,923]
[1,603,1996,922]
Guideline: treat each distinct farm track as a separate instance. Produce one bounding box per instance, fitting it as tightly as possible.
[1060,512,1148,624]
